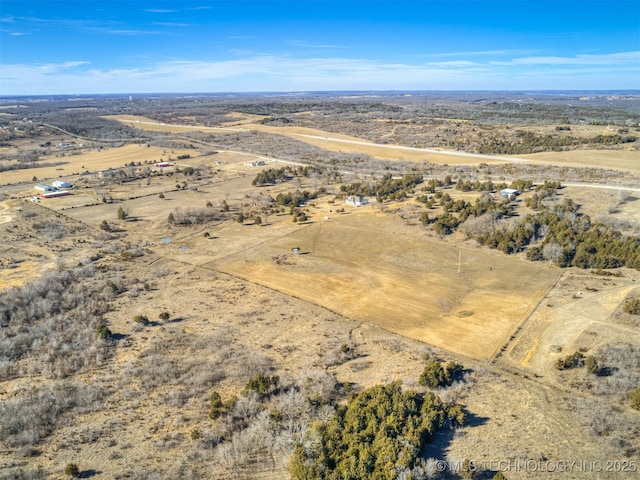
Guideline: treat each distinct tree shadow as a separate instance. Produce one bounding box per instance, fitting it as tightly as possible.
[421,409,489,476]
[79,470,101,478]
[596,366,618,377]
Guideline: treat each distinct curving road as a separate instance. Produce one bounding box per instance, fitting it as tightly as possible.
[47,118,640,191]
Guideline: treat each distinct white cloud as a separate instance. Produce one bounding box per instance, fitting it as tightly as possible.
[104,29,163,36]
[1,53,637,95]
[492,51,640,66]
[142,9,177,13]
[431,49,536,58]
[152,22,193,27]
[425,60,478,67]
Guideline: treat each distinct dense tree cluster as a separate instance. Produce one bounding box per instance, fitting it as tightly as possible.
[253,165,324,185]
[432,193,512,236]
[476,130,636,154]
[469,196,640,269]
[275,187,326,208]
[340,173,423,202]
[252,166,296,186]
[289,381,465,480]
[455,179,502,192]
[524,210,640,269]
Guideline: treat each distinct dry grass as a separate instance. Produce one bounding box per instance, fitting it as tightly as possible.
[0,144,198,186]
[108,115,640,171]
[1,111,639,479]
[216,206,559,360]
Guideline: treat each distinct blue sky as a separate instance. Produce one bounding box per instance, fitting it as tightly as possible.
[1,0,639,95]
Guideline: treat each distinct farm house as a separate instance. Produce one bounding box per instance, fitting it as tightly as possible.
[498,188,520,200]
[345,195,368,206]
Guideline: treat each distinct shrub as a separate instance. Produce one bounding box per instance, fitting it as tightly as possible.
[133,315,150,326]
[96,324,112,340]
[99,220,112,232]
[244,373,279,396]
[630,386,640,410]
[209,391,224,419]
[623,298,640,315]
[585,355,599,374]
[117,207,128,220]
[159,311,170,321]
[419,359,463,388]
[555,351,584,370]
[64,463,80,478]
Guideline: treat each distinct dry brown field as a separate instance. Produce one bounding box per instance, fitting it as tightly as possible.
[0,144,199,186]
[1,108,639,479]
[108,114,640,172]
[215,207,559,360]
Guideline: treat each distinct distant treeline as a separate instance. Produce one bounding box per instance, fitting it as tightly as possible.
[476,131,637,155]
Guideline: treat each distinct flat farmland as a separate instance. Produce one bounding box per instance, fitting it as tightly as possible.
[105,114,246,133]
[215,206,560,359]
[51,164,560,360]
[0,144,198,186]
[108,114,640,171]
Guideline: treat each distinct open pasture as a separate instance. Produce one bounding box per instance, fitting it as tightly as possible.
[0,144,198,186]
[215,206,560,359]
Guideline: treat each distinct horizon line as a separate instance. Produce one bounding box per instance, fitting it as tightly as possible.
[2,88,640,99]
